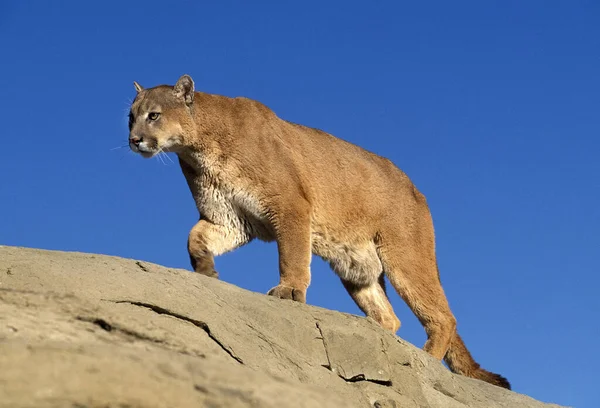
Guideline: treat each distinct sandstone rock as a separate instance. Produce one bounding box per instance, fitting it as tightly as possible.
[0,246,566,408]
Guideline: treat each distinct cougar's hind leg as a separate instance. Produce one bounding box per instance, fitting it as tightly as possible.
[328,241,401,332]
[377,227,456,360]
[341,273,401,332]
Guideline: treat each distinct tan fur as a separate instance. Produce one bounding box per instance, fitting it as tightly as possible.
[128,75,510,389]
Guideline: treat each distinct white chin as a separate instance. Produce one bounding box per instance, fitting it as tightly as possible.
[139,151,155,158]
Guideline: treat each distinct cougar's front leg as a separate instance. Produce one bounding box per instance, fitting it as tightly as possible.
[187,219,249,278]
[267,205,312,303]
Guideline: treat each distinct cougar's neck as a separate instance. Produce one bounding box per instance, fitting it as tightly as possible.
[178,92,241,175]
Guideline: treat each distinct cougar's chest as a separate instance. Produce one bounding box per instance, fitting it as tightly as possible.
[188,164,274,241]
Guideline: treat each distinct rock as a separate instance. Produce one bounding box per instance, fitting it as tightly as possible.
[0,246,566,408]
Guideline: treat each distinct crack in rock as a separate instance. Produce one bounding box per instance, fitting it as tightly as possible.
[315,322,332,370]
[77,316,206,359]
[89,318,113,332]
[108,299,244,364]
[342,374,392,386]
[315,321,392,387]
[135,261,150,272]
[76,316,168,345]
[383,337,411,368]
[0,287,41,295]
[244,323,303,370]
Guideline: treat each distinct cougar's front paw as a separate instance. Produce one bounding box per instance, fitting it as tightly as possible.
[267,285,306,303]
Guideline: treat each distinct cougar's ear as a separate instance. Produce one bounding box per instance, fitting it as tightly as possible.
[173,74,195,106]
[133,81,144,93]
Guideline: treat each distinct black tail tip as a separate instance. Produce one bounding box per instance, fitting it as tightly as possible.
[484,371,511,390]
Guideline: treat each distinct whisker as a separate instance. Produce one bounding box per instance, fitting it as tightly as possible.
[123,98,134,127]
[110,144,129,151]
[163,151,175,165]
[115,148,135,161]
[155,147,171,166]
[156,149,166,165]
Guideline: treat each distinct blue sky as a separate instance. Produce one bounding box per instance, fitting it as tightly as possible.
[1,1,598,406]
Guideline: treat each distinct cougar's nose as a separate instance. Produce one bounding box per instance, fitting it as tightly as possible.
[129,135,143,146]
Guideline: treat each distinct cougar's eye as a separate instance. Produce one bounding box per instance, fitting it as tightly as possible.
[148,112,160,121]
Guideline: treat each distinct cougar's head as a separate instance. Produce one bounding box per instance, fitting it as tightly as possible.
[128,74,195,158]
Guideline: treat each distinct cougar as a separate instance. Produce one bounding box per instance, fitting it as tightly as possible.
[128,74,509,389]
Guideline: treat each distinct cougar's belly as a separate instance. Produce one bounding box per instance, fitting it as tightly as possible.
[311,228,382,286]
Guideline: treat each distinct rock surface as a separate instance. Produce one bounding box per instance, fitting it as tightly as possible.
[0,246,565,408]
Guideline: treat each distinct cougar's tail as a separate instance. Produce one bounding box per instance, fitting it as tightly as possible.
[444,333,511,389]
